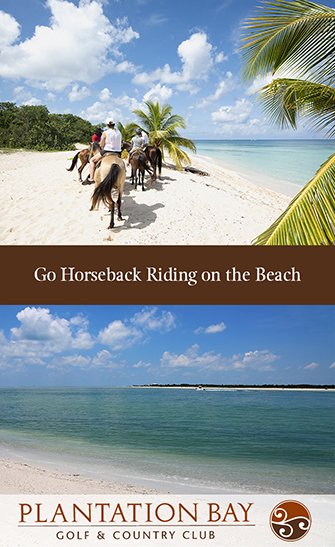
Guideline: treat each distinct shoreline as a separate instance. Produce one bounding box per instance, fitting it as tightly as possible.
[0,148,290,245]
[0,457,157,495]
[133,386,334,392]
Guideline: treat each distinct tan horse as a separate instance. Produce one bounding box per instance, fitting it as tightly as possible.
[90,154,126,229]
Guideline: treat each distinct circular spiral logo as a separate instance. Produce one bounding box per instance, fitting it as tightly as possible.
[270,500,312,542]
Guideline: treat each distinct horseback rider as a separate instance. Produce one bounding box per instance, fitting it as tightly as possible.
[91,127,102,143]
[127,128,146,165]
[86,121,122,184]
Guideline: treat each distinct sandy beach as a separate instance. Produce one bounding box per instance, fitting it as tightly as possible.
[0,149,290,245]
[0,458,156,495]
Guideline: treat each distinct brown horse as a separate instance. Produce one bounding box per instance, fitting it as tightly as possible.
[129,149,153,191]
[67,142,100,183]
[122,141,153,190]
[145,146,162,180]
[90,155,126,229]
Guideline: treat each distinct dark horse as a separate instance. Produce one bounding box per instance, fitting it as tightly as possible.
[123,142,153,191]
[145,145,162,180]
[67,142,100,182]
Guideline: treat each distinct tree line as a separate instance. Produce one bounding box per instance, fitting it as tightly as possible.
[0,102,95,151]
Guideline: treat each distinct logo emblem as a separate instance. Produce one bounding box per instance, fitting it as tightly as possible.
[270,500,312,542]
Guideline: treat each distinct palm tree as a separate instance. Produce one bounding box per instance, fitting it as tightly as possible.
[241,0,335,245]
[117,121,139,142]
[133,100,196,169]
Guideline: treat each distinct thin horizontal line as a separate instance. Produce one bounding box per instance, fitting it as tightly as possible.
[19,524,256,528]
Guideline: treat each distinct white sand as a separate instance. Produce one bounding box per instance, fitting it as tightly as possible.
[0,149,290,245]
[0,458,156,494]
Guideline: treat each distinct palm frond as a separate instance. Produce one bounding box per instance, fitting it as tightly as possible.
[133,100,196,168]
[164,141,192,169]
[241,0,335,84]
[253,152,335,245]
[260,78,335,136]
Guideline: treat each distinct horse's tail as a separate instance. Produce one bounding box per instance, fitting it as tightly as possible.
[139,155,153,175]
[91,164,121,210]
[157,148,162,176]
[66,151,80,171]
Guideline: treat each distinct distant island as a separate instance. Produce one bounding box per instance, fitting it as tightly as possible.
[133,384,334,390]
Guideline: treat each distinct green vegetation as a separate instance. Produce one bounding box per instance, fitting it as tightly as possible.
[133,100,196,169]
[242,0,335,245]
[0,102,95,151]
[117,121,139,142]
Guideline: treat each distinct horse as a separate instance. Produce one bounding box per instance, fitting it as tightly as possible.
[122,141,153,190]
[145,145,162,180]
[90,154,126,229]
[129,149,153,191]
[67,142,100,183]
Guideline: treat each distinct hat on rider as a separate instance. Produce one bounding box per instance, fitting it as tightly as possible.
[107,120,115,128]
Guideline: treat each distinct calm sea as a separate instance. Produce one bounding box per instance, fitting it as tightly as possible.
[194,140,335,196]
[0,388,334,494]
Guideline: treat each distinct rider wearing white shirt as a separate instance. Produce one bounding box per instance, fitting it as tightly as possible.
[86,121,122,184]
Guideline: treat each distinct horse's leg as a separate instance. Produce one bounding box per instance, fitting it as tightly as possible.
[153,158,157,181]
[117,194,123,220]
[78,161,86,182]
[141,167,145,191]
[108,203,115,229]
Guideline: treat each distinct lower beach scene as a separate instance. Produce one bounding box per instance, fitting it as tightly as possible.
[0,305,334,496]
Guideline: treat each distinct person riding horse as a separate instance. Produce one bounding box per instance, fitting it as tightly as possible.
[127,129,146,165]
[85,121,122,184]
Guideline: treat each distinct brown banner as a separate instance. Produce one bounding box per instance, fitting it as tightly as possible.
[0,245,333,304]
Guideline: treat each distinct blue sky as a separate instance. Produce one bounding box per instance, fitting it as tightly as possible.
[0,0,333,139]
[0,305,334,386]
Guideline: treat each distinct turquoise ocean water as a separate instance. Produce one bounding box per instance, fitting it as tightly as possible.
[0,388,334,494]
[194,140,335,196]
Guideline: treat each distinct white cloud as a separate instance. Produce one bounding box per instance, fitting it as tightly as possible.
[212,98,253,124]
[0,10,20,48]
[196,72,235,107]
[81,94,142,123]
[0,1,139,90]
[13,86,41,106]
[215,52,227,63]
[246,74,273,95]
[12,307,71,344]
[131,307,176,332]
[133,360,152,369]
[230,350,279,371]
[133,32,218,91]
[68,84,91,102]
[0,307,95,371]
[161,345,278,372]
[47,349,123,370]
[91,349,122,369]
[81,101,122,124]
[304,362,320,370]
[145,14,168,26]
[10,307,94,352]
[143,84,173,103]
[99,88,112,102]
[98,320,142,350]
[195,322,226,335]
[329,362,335,369]
[178,32,213,81]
